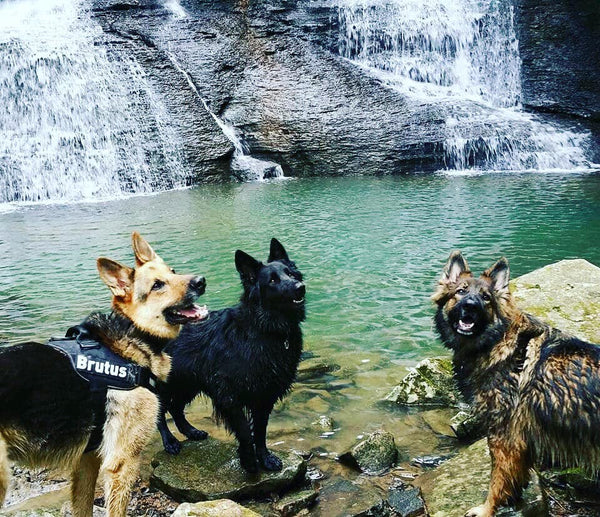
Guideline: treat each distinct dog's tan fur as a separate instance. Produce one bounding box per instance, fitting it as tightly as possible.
[0,233,198,516]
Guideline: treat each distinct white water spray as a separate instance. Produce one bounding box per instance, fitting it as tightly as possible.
[0,0,190,204]
[337,0,596,172]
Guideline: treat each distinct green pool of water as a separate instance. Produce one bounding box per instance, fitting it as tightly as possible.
[1,174,600,462]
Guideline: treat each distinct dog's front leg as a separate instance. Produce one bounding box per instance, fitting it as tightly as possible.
[218,404,258,473]
[251,404,282,471]
[466,433,531,517]
[71,451,101,517]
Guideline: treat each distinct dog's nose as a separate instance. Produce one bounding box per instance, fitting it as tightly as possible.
[295,282,306,298]
[190,276,206,294]
[462,296,482,311]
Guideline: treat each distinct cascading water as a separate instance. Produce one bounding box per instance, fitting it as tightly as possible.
[0,0,188,204]
[337,0,597,172]
[166,52,284,182]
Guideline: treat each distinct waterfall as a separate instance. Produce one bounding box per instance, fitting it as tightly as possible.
[0,0,189,204]
[337,0,596,172]
[166,52,284,182]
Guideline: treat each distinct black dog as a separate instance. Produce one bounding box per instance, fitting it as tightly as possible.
[157,238,306,473]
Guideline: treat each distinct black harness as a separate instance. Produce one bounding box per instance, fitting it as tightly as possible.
[47,325,158,453]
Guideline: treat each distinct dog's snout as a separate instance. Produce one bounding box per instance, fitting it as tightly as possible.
[189,276,206,294]
[295,282,306,297]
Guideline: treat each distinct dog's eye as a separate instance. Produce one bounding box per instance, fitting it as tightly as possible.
[151,280,165,291]
[269,275,279,285]
[456,288,467,295]
[482,292,491,302]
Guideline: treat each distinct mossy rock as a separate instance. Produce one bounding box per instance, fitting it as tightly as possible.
[512,259,600,343]
[151,439,306,503]
[383,357,458,407]
[338,430,398,475]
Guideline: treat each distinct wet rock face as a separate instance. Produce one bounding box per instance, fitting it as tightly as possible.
[514,0,600,120]
[150,439,306,503]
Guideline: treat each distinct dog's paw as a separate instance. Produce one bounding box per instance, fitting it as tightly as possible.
[187,428,208,441]
[164,438,182,455]
[465,505,492,517]
[259,451,283,471]
[238,448,259,474]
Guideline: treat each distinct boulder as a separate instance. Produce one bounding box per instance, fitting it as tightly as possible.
[150,439,306,502]
[338,431,398,476]
[414,439,547,517]
[383,358,458,407]
[171,500,261,517]
[449,410,483,441]
[512,259,600,342]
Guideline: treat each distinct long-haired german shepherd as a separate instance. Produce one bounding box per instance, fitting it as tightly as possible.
[157,238,305,473]
[433,251,600,517]
[0,233,207,516]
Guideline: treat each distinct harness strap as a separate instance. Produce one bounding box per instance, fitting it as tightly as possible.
[47,325,159,452]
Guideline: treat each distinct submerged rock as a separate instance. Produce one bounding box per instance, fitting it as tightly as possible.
[338,430,398,476]
[150,439,306,502]
[414,439,547,517]
[171,500,261,517]
[512,258,600,343]
[383,357,458,407]
[317,479,388,517]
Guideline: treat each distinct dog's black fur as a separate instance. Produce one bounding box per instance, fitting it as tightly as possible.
[157,238,306,473]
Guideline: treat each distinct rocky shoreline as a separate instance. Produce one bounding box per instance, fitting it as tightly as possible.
[5,259,600,516]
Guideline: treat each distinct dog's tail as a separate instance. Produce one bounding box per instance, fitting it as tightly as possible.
[0,435,8,506]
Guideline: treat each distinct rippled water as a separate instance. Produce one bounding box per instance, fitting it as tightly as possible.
[1,175,600,462]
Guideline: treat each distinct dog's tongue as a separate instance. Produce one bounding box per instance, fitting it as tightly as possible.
[179,304,209,321]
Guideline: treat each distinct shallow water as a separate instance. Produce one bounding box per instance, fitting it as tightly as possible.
[1,174,600,464]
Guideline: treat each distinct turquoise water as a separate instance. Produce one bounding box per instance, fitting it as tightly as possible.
[2,173,600,473]
[1,174,600,353]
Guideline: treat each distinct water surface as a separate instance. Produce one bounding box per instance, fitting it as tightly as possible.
[1,174,599,463]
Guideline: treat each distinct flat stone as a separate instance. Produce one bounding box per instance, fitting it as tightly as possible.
[150,439,306,502]
[383,358,459,407]
[272,489,319,516]
[171,500,261,517]
[338,431,398,476]
[512,259,600,343]
[414,439,547,517]
[317,479,389,517]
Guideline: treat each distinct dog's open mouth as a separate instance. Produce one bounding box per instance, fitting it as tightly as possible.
[165,304,209,325]
[455,318,475,336]
[293,297,305,305]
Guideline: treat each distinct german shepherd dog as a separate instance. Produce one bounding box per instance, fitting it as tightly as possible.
[433,251,600,517]
[157,238,306,473]
[0,233,207,516]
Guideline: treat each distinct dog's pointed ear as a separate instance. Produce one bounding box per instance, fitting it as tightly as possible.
[97,258,134,298]
[442,251,471,284]
[268,238,289,262]
[132,232,160,267]
[235,250,262,283]
[484,257,510,295]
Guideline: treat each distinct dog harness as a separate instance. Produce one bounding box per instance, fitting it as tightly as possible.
[47,325,158,452]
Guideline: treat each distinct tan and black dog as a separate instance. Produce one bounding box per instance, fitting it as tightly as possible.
[0,232,207,516]
[433,251,600,517]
